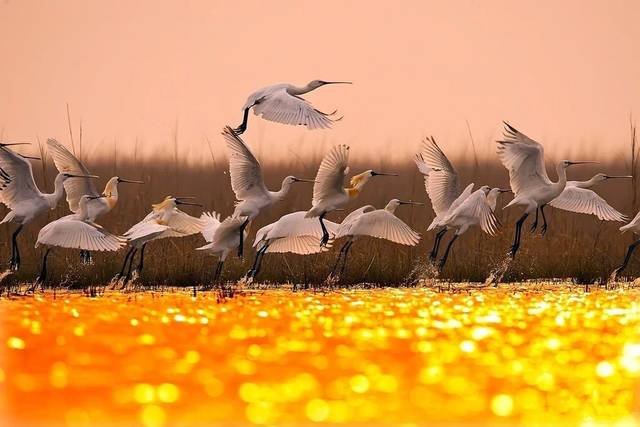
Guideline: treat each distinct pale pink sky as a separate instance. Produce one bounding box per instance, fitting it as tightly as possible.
[1,1,639,164]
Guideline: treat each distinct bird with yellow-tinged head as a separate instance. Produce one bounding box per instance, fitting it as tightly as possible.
[346,170,398,198]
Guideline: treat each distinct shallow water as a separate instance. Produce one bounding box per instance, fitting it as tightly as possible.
[1,285,640,426]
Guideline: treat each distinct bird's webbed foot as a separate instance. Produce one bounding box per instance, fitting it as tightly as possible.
[540,223,548,236]
[319,232,330,248]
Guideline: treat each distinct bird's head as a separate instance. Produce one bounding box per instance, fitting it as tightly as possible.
[385,199,424,212]
[114,176,145,185]
[592,173,633,183]
[349,170,397,190]
[559,160,598,169]
[308,80,353,90]
[486,187,511,211]
[284,176,316,185]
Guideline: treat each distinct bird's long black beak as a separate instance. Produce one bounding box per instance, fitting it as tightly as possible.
[497,188,512,193]
[323,81,352,85]
[604,175,633,179]
[399,200,424,206]
[371,171,398,177]
[66,174,100,179]
[567,161,598,165]
[293,178,316,183]
[87,195,106,200]
[118,178,144,184]
[21,156,41,160]
[175,197,203,207]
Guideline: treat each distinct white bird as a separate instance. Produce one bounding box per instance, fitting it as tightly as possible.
[0,143,97,271]
[431,186,507,270]
[233,80,352,135]
[246,211,339,280]
[223,126,315,258]
[414,137,510,269]
[117,196,203,282]
[548,173,630,221]
[47,138,144,262]
[611,212,640,277]
[196,213,249,284]
[305,144,397,247]
[34,195,125,285]
[497,122,596,258]
[331,199,422,277]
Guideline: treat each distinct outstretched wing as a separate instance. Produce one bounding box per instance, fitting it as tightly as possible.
[342,210,420,245]
[253,87,338,130]
[222,127,268,200]
[549,187,628,222]
[37,219,124,251]
[47,138,99,212]
[164,208,205,235]
[200,211,222,243]
[311,144,350,207]
[496,123,551,195]
[0,146,41,209]
[415,136,460,216]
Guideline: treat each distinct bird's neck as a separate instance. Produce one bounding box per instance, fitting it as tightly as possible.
[287,83,314,96]
[271,179,293,201]
[75,200,90,221]
[553,165,569,194]
[384,203,397,214]
[345,176,371,198]
[44,175,65,209]
[486,193,499,212]
[574,176,598,189]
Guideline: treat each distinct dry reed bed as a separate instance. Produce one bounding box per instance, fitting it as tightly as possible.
[0,148,637,286]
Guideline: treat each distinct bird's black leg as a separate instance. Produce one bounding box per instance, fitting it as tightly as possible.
[319,213,330,247]
[124,248,139,282]
[429,229,447,262]
[540,205,548,235]
[530,208,539,233]
[232,108,251,135]
[237,218,250,259]
[330,240,351,276]
[10,224,23,271]
[213,260,224,283]
[252,244,269,279]
[35,248,52,287]
[117,247,135,280]
[339,241,354,275]
[615,239,640,275]
[134,243,147,276]
[510,213,529,258]
[438,234,459,271]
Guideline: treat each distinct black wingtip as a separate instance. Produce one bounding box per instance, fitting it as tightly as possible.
[503,121,518,134]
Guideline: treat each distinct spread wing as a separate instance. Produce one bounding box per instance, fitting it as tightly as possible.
[123,221,170,243]
[164,209,204,235]
[222,127,268,200]
[312,144,350,206]
[549,187,628,221]
[47,138,99,212]
[0,146,41,209]
[252,87,338,130]
[37,219,124,251]
[497,122,551,195]
[414,136,460,216]
[342,210,420,245]
[200,211,222,243]
[266,235,333,255]
[448,190,499,235]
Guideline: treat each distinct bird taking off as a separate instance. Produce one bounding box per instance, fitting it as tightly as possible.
[497,122,596,259]
[232,80,352,135]
[223,126,315,258]
[331,199,422,277]
[47,138,144,263]
[305,144,398,247]
[414,136,507,269]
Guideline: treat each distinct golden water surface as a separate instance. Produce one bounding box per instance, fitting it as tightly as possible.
[2,286,640,426]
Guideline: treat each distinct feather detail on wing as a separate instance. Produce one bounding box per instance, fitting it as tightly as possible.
[222,127,268,200]
[496,122,551,195]
[0,146,41,209]
[37,219,124,251]
[338,210,420,245]
[549,187,628,221]
[415,136,460,216]
[252,88,337,130]
[46,138,99,212]
[310,144,350,209]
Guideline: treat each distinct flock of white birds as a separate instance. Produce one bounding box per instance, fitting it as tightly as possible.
[0,80,638,287]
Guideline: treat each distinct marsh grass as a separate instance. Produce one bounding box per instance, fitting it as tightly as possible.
[0,144,636,288]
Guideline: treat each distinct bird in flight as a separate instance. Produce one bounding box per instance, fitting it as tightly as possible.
[233,80,352,135]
